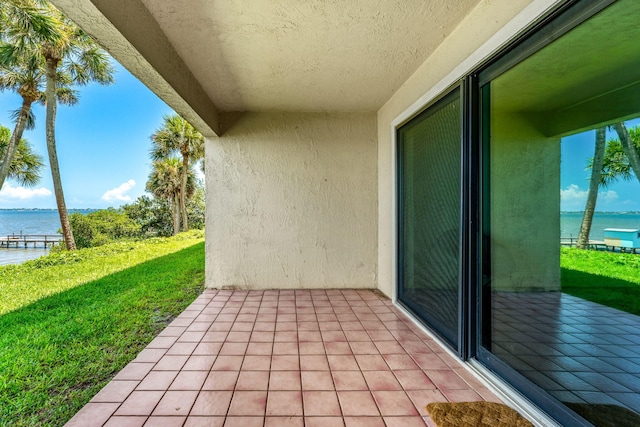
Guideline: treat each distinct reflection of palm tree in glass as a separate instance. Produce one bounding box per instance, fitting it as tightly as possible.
[578,125,640,249]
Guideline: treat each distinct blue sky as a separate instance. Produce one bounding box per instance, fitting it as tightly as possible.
[1,58,639,211]
[561,120,640,212]
[0,61,175,209]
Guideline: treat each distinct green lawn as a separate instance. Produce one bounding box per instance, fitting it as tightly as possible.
[561,247,640,316]
[0,231,205,426]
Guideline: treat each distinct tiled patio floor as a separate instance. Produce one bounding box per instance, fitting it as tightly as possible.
[65,288,503,427]
[493,291,640,413]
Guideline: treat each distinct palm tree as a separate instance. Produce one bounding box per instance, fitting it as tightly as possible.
[0,51,44,190]
[0,0,56,191]
[150,114,204,232]
[577,127,606,249]
[39,4,114,250]
[147,158,195,235]
[612,122,640,184]
[0,124,43,186]
[577,124,640,249]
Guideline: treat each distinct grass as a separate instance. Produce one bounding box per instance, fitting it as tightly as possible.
[0,231,205,426]
[561,247,640,316]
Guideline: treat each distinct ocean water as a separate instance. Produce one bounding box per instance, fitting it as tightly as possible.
[2,209,639,266]
[0,209,93,266]
[560,212,640,241]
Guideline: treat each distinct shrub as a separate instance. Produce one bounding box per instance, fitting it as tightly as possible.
[69,208,141,248]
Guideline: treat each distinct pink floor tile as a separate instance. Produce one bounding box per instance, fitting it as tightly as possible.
[337,391,380,416]
[169,370,208,390]
[202,371,239,390]
[102,416,146,427]
[343,416,386,427]
[266,391,303,415]
[363,371,403,391]
[68,289,505,426]
[272,354,300,370]
[227,391,267,416]
[300,355,330,370]
[302,370,336,390]
[383,416,428,426]
[91,380,138,403]
[269,371,301,390]
[114,362,155,381]
[152,390,198,416]
[190,391,233,416]
[114,391,165,416]
[303,391,342,416]
[264,416,304,427]
[137,371,179,390]
[236,370,270,390]
[299,342,325,355]
[304,417,346,427]
[393,370,435,390]
[66,403,120,426]
[222,416,264,427]
[372,391,420,416]
[183,355,216,371]
[355,354,389,371]
[144,416,187,426]
[184,416,225,427]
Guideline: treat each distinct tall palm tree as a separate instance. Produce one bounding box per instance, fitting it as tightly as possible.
[0,0,57,191]
[577,127,606,249]
[0,124,43,186]
[612,122,640,184]
[577,124,640,248]
[147,158,195,235]
[0,51,43,190]
[150,114,204,231]
[39,4,114,250]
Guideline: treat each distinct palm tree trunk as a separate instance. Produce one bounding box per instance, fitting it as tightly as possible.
[172,193,180,235]
[45,57,76,250]
[180,153,189,231]
[613,122,640,184]
[577,127,606,249]
[0,98,32,190]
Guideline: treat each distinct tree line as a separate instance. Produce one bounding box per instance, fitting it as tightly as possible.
[0,0,205,249]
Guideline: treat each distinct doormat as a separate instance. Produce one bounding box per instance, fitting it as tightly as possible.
[426,401,534,427]
[564,402,640,427]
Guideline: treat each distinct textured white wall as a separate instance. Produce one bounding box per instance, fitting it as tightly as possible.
[376,0,561,298]
[489,113,561,291]
[205,112,377,289]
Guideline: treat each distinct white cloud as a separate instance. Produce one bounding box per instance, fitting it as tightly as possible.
[561,184,620,210]
[101,179,136,202]
[0,183,52,200]
[600,189,619,204]
[560,184,588,210]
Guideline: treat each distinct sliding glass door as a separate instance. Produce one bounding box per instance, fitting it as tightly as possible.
[397,89,462,350]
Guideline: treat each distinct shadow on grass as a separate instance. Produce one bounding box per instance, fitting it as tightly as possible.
[0,242,204,427]
[561,267,640,316]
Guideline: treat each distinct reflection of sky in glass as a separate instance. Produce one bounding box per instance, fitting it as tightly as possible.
[561,118,640,212]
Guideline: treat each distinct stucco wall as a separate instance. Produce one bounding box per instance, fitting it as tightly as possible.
[376,0,561,298]
[205,112,377,289]
[489,113,561,291]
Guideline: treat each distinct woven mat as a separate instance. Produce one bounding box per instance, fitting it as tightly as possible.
[426,401,534,427]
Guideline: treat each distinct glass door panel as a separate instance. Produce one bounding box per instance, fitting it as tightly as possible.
[398,89,461,349]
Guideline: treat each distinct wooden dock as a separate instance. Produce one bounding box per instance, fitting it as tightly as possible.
[0,233,63,249]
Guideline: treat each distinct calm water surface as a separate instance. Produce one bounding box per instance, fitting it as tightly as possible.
[1,210,639,266]
[0,209,93,265]
[560,212,640,241]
